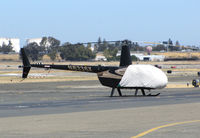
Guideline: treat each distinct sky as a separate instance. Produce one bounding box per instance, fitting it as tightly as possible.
[0,0,200,47]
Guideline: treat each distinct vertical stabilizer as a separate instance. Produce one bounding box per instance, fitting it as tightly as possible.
[119,41,132,66]
[21,48,31,78]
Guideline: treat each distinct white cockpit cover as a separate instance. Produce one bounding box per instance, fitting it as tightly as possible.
[119,65,168,89]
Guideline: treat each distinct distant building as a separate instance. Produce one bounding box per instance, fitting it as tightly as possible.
[95,55,107,61]
[95,52,107,61]
[26,38,52,48]
[117,52,165,61]
[0,38,20,53]
[26,38,43,46]
[135,54,165,61]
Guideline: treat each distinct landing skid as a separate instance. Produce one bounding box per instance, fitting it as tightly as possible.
[135,89,160,97]
[147,93,160,96]
[110,88,160,97]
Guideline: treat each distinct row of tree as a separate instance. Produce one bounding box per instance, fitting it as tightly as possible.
[24,37,96,61]
[22,37,198,61]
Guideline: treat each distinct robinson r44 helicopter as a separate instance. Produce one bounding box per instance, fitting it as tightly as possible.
[20,40,168,97]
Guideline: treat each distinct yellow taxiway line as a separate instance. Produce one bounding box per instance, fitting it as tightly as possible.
[131,120,200,138]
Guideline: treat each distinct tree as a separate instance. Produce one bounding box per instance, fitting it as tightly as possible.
[40,36,61,61]
[40,37,48,48]
[97,38,108,51]
[40,36,60,48]
[115,41,121,50]
[93,44,98,53]
[47,37,60,47]
[0,41,13,54]
[175,40,181,51]
[47,50,57,61]
[131,55,138,61]
[24,42,45,61]
[131,42,144,51]
[103,45,118,61]
[97,37,102,45]
[87,43,92,49]
[168,38,173,46]
[59,43,96,61]
[152,44,166,51]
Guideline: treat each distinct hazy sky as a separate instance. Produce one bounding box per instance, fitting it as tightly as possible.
[0,0,200,46]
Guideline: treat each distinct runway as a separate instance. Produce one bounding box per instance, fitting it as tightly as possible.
[0,78,200,137]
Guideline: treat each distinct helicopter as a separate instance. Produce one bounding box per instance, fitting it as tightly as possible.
[20,40,168,97]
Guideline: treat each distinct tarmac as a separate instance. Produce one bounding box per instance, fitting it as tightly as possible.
[1,61,200,138]
[0,75,200,138]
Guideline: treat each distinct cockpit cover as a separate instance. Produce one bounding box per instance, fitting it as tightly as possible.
[119,65,168,89]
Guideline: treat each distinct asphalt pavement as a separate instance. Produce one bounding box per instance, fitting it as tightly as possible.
[0,78,200,138]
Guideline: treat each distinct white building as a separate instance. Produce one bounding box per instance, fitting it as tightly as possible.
[26,38,43,46]
[0,38,20,53]
[26,38,51,48]
[117,52,165,61]
[134,54,165,61]
[95,55,107,61]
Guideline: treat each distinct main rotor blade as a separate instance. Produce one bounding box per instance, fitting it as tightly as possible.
[80,40,121,45]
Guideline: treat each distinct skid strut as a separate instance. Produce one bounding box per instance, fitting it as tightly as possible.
[110,88,122,97]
